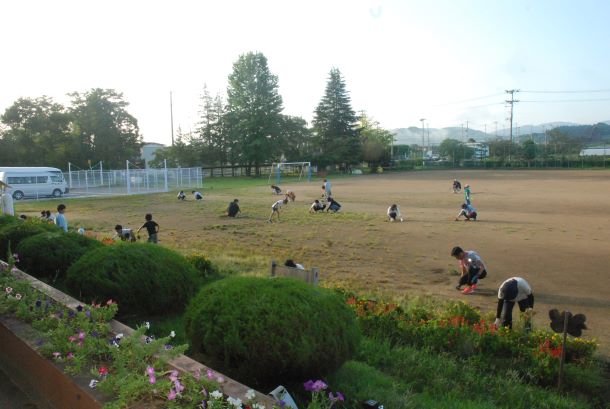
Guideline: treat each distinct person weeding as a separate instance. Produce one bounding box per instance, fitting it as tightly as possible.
[387,204,404,222]
[455,203,477,221]
[451,246,488,294]
[268,198,288,223]
[136,213,160,244]
[226,199,241,217]
[114,224,137,242]
[494,277,534,330]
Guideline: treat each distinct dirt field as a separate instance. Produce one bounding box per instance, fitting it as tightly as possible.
[16,169,610,354]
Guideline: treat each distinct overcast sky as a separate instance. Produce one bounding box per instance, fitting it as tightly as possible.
[1,0,609,145]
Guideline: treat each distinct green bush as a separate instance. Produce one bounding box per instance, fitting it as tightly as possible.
[184,276,361,388]
[185,253,217,279]
[66,243,199,315]
[16,232,102,280]
[0,215,19,230]
[0,221,60,258]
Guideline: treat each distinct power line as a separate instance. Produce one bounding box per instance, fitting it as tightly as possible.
[521,88,610,94]
[520,98,610,103]
[432,92,505,107]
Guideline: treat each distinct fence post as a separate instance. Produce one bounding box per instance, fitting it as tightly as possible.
[100,161,104,185]
[164,160,169,192]
[68,162,73,189]
[126,160,131,194]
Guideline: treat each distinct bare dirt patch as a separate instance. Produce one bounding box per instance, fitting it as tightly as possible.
[17,169,610,354]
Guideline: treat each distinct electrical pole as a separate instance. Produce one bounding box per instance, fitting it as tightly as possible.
[505,89,520,165]
[494,121,498,138]
[170,91,175,146]
[420,118,426,165]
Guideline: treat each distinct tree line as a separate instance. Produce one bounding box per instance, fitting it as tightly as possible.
[151,52,394,173]
[0,89,141,169]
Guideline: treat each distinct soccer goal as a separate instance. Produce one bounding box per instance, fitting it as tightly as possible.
[268,162,312,185]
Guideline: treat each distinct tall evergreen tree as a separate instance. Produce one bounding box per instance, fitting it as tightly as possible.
[312,68,360,167]
[225,52,283,174]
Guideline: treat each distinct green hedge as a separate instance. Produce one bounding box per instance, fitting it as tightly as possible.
[16,232,102,280]
[0,220,60,258]
[66,243,199,315]
[184,276,361,388]
[0,215,19,231]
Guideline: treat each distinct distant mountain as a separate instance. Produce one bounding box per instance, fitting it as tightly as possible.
[393,121,610,145]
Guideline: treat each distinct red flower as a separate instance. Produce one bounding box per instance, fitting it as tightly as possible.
[98,366,109,376]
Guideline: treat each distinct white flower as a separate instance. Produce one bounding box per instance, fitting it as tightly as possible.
[115,333,124,339]
[252,404,266,409]
[245,389,256,400]
[145,321,150,330]
[88,379,98,389]
[170,330,176,338]
[227,397,242,408]
[210,390,223,400]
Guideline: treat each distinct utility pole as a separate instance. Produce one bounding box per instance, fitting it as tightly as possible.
[505,89,520,165]
[494,121,498,138]
[484,123,487,137]
[466,121,469,141]
[420,118,426,165]
[170,91,175,146]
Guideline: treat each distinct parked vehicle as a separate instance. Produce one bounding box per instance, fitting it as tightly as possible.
[0,167,68,200]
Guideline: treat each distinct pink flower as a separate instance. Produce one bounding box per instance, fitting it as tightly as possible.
[169,370,179,382]
[146,366,155,376]
[67,352,74,360]
[15,293,22,300]
[106,299,114,306]
[168,389,177,400]
[194,368,201,381]
[206,369,215,380]
[98,366,109,376]
[52,352,61,359]
[68,336,77,343]
[78,331,86,340]
[5,287,12,294]
[149,375,156,384]
[174,380,185,393]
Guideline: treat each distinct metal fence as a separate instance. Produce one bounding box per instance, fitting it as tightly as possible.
[66,164,203,197]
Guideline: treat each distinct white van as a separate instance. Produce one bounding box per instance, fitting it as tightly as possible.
[0,167,69,200]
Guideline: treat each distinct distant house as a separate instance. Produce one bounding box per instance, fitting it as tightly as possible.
[580,147,610,157]
[141,142,166,168]
[465,142,490,160]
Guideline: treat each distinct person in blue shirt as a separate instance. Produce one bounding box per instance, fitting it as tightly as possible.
[455,203,477,221]
[54,204,68,232]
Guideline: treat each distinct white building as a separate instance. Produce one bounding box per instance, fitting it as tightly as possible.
[465,142,490,160]
[141,142,166,168]
[580,147,610,157]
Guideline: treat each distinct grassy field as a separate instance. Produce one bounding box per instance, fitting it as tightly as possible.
[14,169,610,356]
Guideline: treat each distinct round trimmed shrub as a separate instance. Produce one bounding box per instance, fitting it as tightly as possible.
[16,232,102,280]
[66,243,199,315]
[0,221,60,258]
[184,276,361,387]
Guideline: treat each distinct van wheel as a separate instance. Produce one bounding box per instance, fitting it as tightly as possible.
[52,189,63,198]
[13,191,24,200]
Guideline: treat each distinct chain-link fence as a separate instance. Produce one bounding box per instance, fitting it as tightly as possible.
[387,142,610,170]
[66,163,203,197]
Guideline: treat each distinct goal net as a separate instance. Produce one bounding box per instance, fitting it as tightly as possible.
[268,162,312,185]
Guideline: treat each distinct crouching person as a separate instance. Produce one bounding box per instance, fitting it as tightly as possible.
[494,277,534,330]
[451,246,488,294]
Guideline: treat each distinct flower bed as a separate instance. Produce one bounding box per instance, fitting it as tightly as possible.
[0,257,280,409]
[344,294,600,390]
